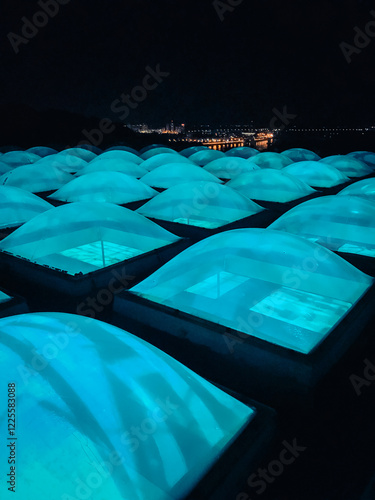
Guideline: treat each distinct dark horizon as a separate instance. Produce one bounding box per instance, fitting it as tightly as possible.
[1,0,375,130]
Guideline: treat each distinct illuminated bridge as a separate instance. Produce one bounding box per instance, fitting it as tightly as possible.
[201,138,244,147]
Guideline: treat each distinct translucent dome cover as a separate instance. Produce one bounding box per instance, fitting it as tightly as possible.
[137,181,264,229]
[179,146,209,157]
[77,159,148,178]
[320,155,373,177]
[225,146,260,159]
[0,161,14,175]
[35,154,88,173]
[58,148,97,162]
[269,196,375,257]
[0,165,73,193]
[76,143,103,154]
[283,161,349,188]
[189,149,226,166]
[139,144,167,154]
[141,164,223,189]
[337,178,375,202]
[0,312,253,500]
[281,148,321,162]
[227,169,315,202]
[105,145,139,155]
[248,152,293,169]
[140,147,179,160]
[0,290,11,304]
[347,151,375,167]
[0,147,22,153]
[0,186,53,229]
[91,150,143,165]
[204,157,260,180]
[0,202,180,275]
[131,229,373,354]
[1,151,40,167]
[142,153,192,171]
[27,146,57,157]
[49,172,157,204]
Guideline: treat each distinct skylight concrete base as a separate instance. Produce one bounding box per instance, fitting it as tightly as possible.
[122,198,155,210]
[336,251,375,277]
[0,288,28,318]
[184,395,276,500]
[113,284,375,408]
[0,239,190,313]
[0,226,18,240]
[145,211,276,240]
[44,197,66,207]
[35,189,58,200]
[41,197,153,210]
[356,172,375,181]
[310,179,353,196]
[254,191,323,214]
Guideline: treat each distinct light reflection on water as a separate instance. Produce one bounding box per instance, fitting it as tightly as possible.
[256,140,270,151]
[207,140,272,152]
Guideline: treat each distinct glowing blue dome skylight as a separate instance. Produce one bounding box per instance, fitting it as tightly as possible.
[0,165,73,193]
[91,150,143,165]
[320,155,373,177]
[179,146,210,157]
[49,172,157,204]
[204,157,260,180]
[58,148,97,162]
[283,161,349,188]
[0,202,180,275]
[1,151,40,167]
[27,146,57,157]
[0,290,11,304]
[131,229,373,354]
[35,154,88,173]
[0,186,53,229]
[137,181,264,228]
[281,148,321,162]
[142,153,192,171]
[337,178,375,202]
[347,151,375,168]
[141,164,222,189]
[140,147,179,160]
[105,145,139,155]
[225,146,260,159]
[77,159,148,178]
[227,169,315,202]
[269,195,375,257]
[0,312,254,500]
[189,150,226,166]
[248,152,293,169]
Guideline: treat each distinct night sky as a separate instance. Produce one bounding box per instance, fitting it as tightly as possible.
[1,0,375,127]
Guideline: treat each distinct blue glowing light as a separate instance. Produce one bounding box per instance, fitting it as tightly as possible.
[141,164,223,189]
[49,172,157,204]
[0,202,180,275]
[0,312,254,499]
[131,229,373,354]
[227,169,315,202]
[137,181,264,228]
[270,195,375,257]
